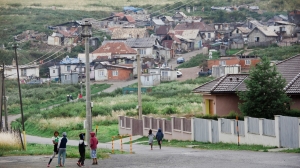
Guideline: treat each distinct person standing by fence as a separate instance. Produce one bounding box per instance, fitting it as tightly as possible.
[57,132,68,167]
[47,131,60,167]
[156,128,164,149]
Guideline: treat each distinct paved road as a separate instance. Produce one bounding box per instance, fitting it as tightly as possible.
[168,49,203,69]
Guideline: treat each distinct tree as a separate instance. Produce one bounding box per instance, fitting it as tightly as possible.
[238,57,290,119]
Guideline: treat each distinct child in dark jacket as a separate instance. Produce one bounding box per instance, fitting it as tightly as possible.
[77,133,86,167]
[156,128,164,149]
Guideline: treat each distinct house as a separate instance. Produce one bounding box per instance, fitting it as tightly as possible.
[57,26,80,46]
[141,74,161,87]
[207,55,261,73]
[155,25,172,39]
[174,22,215,42]
[193,54,300,116]
[161,33,181,54]
[111,28,149,40]
[173,29,202,50]
[247,26,278,46]
[14,30,47,42]
[161,16,174,26]
[94,62,134,81]
[247,20,264,29]
[148,68,177,81]
[151,18,165,28]
[269,21,296,39]
[212,65,241,78]
[3,59,39,79]
[48,65,60,81]
[231,27,251,42]
[56,56,80,84]
[125,37,158,58]
[172,11,187,21]
[47,32,63,46]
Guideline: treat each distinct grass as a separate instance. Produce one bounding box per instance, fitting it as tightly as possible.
[177,54,207,68]
[1,143,124,158]
[281,148,300,153]
[0,132,23,153]
[128,137,277,151]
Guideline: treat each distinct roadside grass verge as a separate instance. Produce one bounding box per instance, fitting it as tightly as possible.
[249,44,300,60]
[0,132,23,155]
[177,54,207,68]
[127,137,277,152]
[280,148,300,153]
[1,143,124,158]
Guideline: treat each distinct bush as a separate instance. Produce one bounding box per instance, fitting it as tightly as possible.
[126,111,137,117]
[92,106,112,116]
[142,103,158,115]
[162,106,178,115]
[7,3,22,7]
[112,103,136,111]
[284,109,300,117]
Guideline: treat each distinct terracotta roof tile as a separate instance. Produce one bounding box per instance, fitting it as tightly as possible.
[124,15,136,23]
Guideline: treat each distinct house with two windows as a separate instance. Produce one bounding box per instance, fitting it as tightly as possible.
[3,59,39,79]
[94,61,134,81]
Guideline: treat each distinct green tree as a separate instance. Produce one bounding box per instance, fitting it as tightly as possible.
[238,57,290,119]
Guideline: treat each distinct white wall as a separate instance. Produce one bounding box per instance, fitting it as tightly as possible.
[141,74,160,87]
[94,69,108,81]
[49,66,59,79]
[202,31,215,41]
[4,66,39,79]
[59,64,77,74]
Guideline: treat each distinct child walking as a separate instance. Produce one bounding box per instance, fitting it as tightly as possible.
[148,129,155,150]
[77,133,86,167]
[47,131,60,167]
[90,132,98,165]
[57,132,68,167]
[156,128,164,149]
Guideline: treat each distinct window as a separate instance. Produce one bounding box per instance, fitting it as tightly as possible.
[139,49,146,55]
[236,29,239,33]
[112,71,118,76]
[162,71,168,76]
[53,70,55,74]
[64,75,70,80]
[208,33,211,38]
[219,60,226,66]
[99,71,104,77]
[21,69,27,76]
[146,76,149,81]
[245,60,251,65]
[255,37,260,42]
[67,66,71,72]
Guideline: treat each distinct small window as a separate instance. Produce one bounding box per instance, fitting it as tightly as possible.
[21,69,27,76]
[245,60,251,65]
[208,33,211,38]
[219,60,226,66]
[236,29,239,33]
[53,70,55,74]
[99,71,104,77]
[255,37,260,42]
[113,71,118,76]
[67,66,71,72]
[162,71,168,76]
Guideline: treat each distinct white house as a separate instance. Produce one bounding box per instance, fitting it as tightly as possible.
[269,21,296,39]
[4,59,39,79]
[125,37,160,58]
[47,32,63,46]
[49,65,60,80]
[141,74,160,87]
[148,68,177,81]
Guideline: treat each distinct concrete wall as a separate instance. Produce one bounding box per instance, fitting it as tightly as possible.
[248,29,277,43]
[215,94,241,116]
[4,66,39,79]
[141,74,160,87]
[60,64,77,74]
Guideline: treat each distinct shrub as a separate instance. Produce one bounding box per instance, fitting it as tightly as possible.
[7,3,22,7]
[142,103,158,115]
[112,103,136,111]
[92,106,112,116]
[162,106,178,115]
[126,111,137,117]
[284,109,300,117]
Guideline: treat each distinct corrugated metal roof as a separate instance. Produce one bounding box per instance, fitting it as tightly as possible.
[152,19,165,25]
[174,22,215,32]
[60,56,79,64]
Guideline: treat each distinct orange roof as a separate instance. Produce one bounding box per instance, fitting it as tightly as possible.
[124,15,136,23]
[92,42,137,55]
[114,12,125,18]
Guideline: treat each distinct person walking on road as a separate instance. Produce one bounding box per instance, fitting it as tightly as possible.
[77,133,86,167]
[148,129,155,150]
[57,132,68,167]
[47,131,60,167]
[156,128,164,149]
[90,132,98,165]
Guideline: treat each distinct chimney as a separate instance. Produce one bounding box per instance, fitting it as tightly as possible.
[12,58,16,66]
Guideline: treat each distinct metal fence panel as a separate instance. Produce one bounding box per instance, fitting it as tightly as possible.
[144,117,150,128]
[120,116,125,127]
[174,118,181,130]
[132,119,143,136]
[234,120,245,136]
[152,118,158,130]
[211,120,219,143]
[194,118,209,142]
[159,119,163,130]
[165,120,172,132]
[279,116,299,148]
[248,117,259,134]
[183,118,191,132]
[126,117,131,128]
[221,118,231,134]
[263,119,275,136]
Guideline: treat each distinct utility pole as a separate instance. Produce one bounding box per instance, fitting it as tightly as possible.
[137,54,142,120]
[80,60,83,96]
[81,21,92,145]
[13,44,25,150]
[3,79,8,131]
[0,65,3,131]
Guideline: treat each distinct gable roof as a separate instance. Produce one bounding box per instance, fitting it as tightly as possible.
[124,15,136,23]
[162,33,181,44]
[248,26,278,37]
[152,19,165,25]
[60,56,79,64]
[178,12,187,18]
[249,20,264,27]
[111,28,148,40]
[125,37,157,48]
[174,22,215,32]
[164,16,174,22]
[236,27,251,34]
[176,30,199,40]
[92,42,137,55]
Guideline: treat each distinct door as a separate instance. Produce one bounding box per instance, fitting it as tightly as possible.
[209,100,214,115]
[279,116,299,148]
[198,40,202,48]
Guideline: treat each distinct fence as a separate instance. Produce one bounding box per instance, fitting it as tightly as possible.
[118,115,300,148]
[230,43,244,49]
[248,41,273,48]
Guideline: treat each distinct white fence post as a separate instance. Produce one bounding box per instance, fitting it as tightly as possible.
[191,117,194,141]
[274,115,281,147]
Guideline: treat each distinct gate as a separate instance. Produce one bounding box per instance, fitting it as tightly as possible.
[194,118,209,142]
[279,116,299,148]
[211,120,219,143]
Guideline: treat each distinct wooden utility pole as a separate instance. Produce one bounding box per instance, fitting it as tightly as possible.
[137,54,142,120]
[13,44,25,150]
[3,79,8,131]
